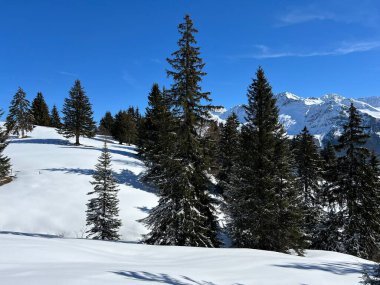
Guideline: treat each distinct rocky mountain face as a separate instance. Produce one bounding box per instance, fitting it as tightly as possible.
[212,92,380,151]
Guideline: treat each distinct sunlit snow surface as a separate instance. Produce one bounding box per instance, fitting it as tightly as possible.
[0,126,374,284]
[0,126,157,241]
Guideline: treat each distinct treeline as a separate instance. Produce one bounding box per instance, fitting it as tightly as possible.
[135,15,380,261]
[98,107,141,145]
[1,14,379,262]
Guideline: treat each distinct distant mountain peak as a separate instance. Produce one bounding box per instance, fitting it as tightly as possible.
[213,92,380,151]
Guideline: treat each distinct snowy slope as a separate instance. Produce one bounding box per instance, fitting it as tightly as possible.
[0,126,158,241]
[214,93,380,147]
[0,126,375,285]
[0,232,372,285]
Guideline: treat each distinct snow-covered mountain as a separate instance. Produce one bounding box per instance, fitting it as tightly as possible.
[213,92,380,148]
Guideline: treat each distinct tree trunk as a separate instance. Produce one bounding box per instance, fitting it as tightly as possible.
[75,134,80,145]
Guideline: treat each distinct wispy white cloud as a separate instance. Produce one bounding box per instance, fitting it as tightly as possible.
[279,10,336,26]
[277,2,380,27]
[58,71,78,77]
[239,41,380,59]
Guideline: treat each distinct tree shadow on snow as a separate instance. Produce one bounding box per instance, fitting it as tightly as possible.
[10,138,70,145]
[42,167,95,176]
[61,145,139,160]
[0,231,60,239]
[41,168,155,194]
[272,261,372,275]
[112,271,219,285]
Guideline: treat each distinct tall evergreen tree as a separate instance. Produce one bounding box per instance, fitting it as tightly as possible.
[217,113,239,195]
[99,111,114,136]
[335,103,380,259]
[313,141,342,251]
[139,84,173,180]
[50,105,62,128]
[142,15,219,247]
[293,126,323,247]
[31,92,50,126]
[226,67,303,253]
[59,80,96,145]
[86,142,121,240]
[201,120,221,175]
[6,87,34,138]
[112,110,137,145]
[0,110,11,182]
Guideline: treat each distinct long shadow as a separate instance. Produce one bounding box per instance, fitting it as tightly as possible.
[112,271,218,285]
[42,167,155,194]
[273,262,371,275]
[114,169,156,194]
[61,145,139,160]
[42,167,95,176]
[0,231,60,239]
[10,138,70,145]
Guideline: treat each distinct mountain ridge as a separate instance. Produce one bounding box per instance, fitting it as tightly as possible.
[212,92,380,150]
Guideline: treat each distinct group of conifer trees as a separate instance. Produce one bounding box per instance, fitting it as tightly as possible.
[98,107,140,145]
[1,14,379,261]
[136,15,380,260]
[5,87,62,138]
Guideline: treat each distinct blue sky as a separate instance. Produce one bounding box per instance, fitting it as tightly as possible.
[1,0,380,121]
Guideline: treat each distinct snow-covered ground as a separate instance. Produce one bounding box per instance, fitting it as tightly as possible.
[0,232,372,285]
[0,126,157,241]
[0,126,374,284]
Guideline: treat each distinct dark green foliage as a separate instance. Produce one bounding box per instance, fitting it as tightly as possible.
[201,120,221,175]
[31,92,50,126]
[226,67,303,253]
[217,113,239,195]
[50,105,62,128]
[86,142,121,240]
[99,111,114,136]
[293,126,323,247]
[142,15,219,247]
[313,142,342,251]
[59,80,96,145]
[335,103,380,259]
[0,110,11,181]
[112,110,137,145]
[139,84,174,184]
[6,87,34,138]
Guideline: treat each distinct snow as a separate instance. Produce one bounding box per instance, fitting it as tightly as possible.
[0,232,372,285]
[214,92,380,146]
[0,126,375,284]
[0,126,158,241]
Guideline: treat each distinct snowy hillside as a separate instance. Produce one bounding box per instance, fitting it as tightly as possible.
[0,126,157,241]
[0,126,375,284]
[0,232,372,285]
[214,93,380,147]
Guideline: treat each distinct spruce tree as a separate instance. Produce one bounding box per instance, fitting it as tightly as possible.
[112,110,137,145]
[31,92,50,126]
[59,80,96,145]
[226,67,303,253]
[99,111,114,136]
[201,120,221,175]
[6,87,34,138]
[50,105,62,128]
[139,84,173,182]
[293,126,323,247]
[313,141,342,251]
[142,15,219,247]
[86,142,121,240]
[335,103,380,259]
[0,110,11,182]
[217,113,239,195]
